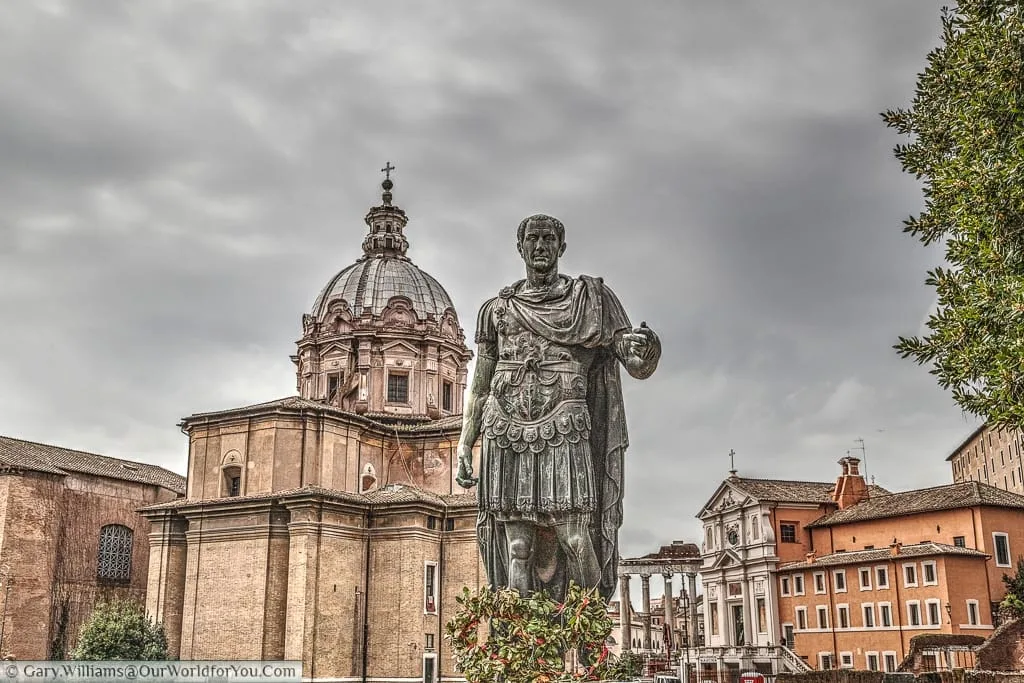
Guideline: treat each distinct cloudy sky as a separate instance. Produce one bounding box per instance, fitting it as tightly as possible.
[0,1,975,557]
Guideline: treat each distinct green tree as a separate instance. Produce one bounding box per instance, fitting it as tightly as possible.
[884,1,1024,427]
[1001,557,1024,618]
[71,600,168,661]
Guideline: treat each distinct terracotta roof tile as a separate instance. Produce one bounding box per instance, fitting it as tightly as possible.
[731,477,889,504]
[807,480,1024,527]
[0,435,185,493]
[779,542,989,570]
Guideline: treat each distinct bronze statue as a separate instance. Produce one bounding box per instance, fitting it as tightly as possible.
[456,214,661,602]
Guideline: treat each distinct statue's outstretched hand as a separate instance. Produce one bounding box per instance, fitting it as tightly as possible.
[455,444,478,489]
[621,321,660,362]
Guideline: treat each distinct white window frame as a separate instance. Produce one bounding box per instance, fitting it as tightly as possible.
[424,561,438,615]
[795,606,808,631]
[818,653,834,670]
[879,602,893,628]
[994,532,1012,567]
[833,569,847,593]
[903,563,918,588]
[907,600,922,627]
[813,571,826,594]
[875,565,890,589]
[967,599,980,626]
[922,560,938,586]
[839,652,854,669]
[859,567,872,591]
[422,653,438,683]
[836,603,850,629]
[780,576,791,597]
[862,603,875,628]
[926,598,942,626]
[865,652,880,672]
[883,652,898,673]
[793,574,805,596]
[816,605,829,629]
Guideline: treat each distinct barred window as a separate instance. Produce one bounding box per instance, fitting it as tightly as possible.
[387,373,409,403]
[98,524,133,581]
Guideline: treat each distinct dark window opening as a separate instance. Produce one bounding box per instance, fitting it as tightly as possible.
[426,516,438,530]
[229,476,241,497]
[442,381,453,412]
[953,536,966,547]
[444,518,455,532]
[780,523,798,543]
[388,373,409,403]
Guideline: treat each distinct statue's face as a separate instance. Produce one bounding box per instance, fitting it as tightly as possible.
[517,220,565,273]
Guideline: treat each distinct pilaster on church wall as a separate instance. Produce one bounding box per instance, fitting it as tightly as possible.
[438,522,486,677]
[144,511,187,658]
[365,520,440,679]
[305,515,366,678]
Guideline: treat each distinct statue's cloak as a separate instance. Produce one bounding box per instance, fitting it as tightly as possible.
[474,274,631,601]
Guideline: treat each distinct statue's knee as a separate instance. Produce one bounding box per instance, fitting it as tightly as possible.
[509,537,533,561]
[564,533,589,558]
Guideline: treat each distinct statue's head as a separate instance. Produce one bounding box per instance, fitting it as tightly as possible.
[516,214,566,273]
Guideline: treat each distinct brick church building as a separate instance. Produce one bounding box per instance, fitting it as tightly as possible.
[141,174,484,681]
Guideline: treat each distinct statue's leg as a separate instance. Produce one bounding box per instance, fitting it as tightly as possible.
[504,521,536,596]
[554,518,601,591]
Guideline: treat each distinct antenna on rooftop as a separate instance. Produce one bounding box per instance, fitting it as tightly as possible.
[852,437,868,480]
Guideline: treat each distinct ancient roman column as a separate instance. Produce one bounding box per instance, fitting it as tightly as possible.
[640,573,652,651]
[687,572,699,645]
[663,573,675,653]
[619,573,633,652]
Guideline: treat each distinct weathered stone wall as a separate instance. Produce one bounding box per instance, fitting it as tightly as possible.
[977,619,1024,672]
[0,470,177,659]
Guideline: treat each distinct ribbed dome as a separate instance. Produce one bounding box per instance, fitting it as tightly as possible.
[312,257,456,321]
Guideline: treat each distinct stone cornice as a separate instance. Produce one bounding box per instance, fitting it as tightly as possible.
[179,399,463,440]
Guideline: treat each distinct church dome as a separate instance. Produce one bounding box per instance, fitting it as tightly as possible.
[312,257,455,322]
[310,171,457,323]
[294,166,471,420]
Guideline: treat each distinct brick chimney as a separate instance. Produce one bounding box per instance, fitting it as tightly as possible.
[806,551,816,564]
[831,456,869,509]
[889,539,901,557]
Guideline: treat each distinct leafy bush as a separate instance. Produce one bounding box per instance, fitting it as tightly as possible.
[71,600,168,661]
[445,582,637,682]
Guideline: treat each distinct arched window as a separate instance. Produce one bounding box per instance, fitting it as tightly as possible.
[98,524,133,581]
[223,466,242,497]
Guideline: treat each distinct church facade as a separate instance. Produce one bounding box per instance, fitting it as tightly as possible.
[142,175,484,682]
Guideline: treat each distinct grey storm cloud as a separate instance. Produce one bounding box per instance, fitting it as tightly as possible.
[0,0,975,559]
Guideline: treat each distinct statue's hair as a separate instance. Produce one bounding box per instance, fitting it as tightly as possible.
[517,214,565,244]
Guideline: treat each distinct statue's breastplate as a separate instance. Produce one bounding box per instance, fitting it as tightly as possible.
[489,318,592,423]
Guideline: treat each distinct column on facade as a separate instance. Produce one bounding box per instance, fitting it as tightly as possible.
[687,572,699,646]
[143,511,188,658]
[619,573,633,652]
[640,573,652,651]
[663,573,675,652]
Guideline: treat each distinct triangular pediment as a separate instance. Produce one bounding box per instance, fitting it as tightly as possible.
[711,549,743,569]
[320,341,353,357]
[698,480,756,519]
[382,340,420,356]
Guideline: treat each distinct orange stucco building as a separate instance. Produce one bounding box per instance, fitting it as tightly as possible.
[777,457,1024,672]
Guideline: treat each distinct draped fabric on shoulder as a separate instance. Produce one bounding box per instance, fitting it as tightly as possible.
[474,274,631,601]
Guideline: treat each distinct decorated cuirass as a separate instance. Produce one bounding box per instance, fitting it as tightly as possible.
[481,299,597,452]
